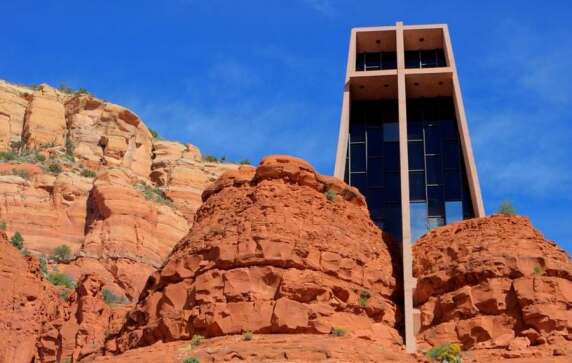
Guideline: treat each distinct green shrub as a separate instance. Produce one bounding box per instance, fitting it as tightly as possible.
[0,220,6,230]
[46,272,75,289]
[39,255,48,275]
[330,327,346,337]
[0,151,17,161]
[191,334,204,347]
[12,169,30,180]
[65,138,74,159]
[57,84,74,94]
[202,154,219,163]
[52,244,72,262]
[426,342,462,363]
[134,182,172,206]
[35,152,46,162]
[10,141,24,153]
[149,128,159,139]
[182,358,199,363]
[238,159,251,165]
[102,288,129,305]
[498,200,516,216]
[80,169,97,178]
[533,265,544,276]
[243,330,253,341]
[58,289,71,301]
[77,87,89,95]
[10,231,24,250]
[358,290,371,307]
[48,163,63,174]
[324,189,337,202]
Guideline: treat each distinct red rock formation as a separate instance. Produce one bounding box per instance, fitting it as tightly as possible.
[0,231,61,363]
[112,155,401,353]
[413,215,572,356]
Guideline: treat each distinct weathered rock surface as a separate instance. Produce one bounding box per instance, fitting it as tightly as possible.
[414,215,572,355]
[0,231,61,363]
[112,155,401,353]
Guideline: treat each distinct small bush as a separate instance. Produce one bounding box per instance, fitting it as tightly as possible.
[46,272,75,289]
[426,342,462,363]
[243,330,253,341]
[102,288,129,305]
[10,231,24,250]
[80,169,97,178]
[57,84,74,94]
[10,141,24,153]
[134,182,172,206]
[324,189,336,202]
[358,290,371,307]
[533,265,544,276]
[330,327,346,337]
[35,152,46,162]
[12,169,30,180]
[0,151,17,161]
[238,159,251,165]
[52,244,72,262]
[48,163,63,174]
[0,221,6,230]
[191,334,204,347]
[498,200,516,216]
[77,87,89,95]
[65,138,74,159]
[202,154,219,163]
[182,358,199,363]
[39,255,48,275]
[149,128,159,139]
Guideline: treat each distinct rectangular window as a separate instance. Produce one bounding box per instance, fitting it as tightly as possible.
[421,50,437,68]
[441,119,458,140]
[382,52,397,69]
[426,155,442,185]
[350,173,367,194]
[427,185,444,216]
[424,124,441,154]
[350,143,366,172]
[367,128,384,156]
[350,122,366,143]
[405,51,419,68]
[411,202,428,242]
[368,157,384,187]
[368,188,383,219]
[436,49,446,67]
[383,123,399,142]
[443,142,460,170]
[384,172,401,202]
[409,171,426,201]
[408,141,424,170]
[384,142,400,171]
[445,201,463,224]
[428,216,445,230]
[356,53,365,71]
[408,121,423,141]
[444,170,462,200]
[365,53,381,70]
[382,203,402,240]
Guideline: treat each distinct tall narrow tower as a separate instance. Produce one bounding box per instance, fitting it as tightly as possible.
[334,22,485,352]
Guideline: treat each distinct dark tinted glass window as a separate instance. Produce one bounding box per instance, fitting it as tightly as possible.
[384,172,401,202]
[410,171,426,201]
[383,123,399,142]
[382,203,402,239]
[368,158,384,186]
[441,119,458,140]
[427,185,444,216]
[405,51,419,68]
[344,157,349,184]
[436,49,446,67]
[384,143,400,171]
[350,122,365,143]
[444,170,461,200]
[411,202,428,241]
[445,201,463,224]
[408,121,423,140]
[368,188,383,219]
[426,155,442,184]
[408,141,424,170]
[356,53,365,71]
[443,142,460,169]
[425,124,441,154]
[421,50,437,68]
[367,128,384,156]
[350,143,366,172]
[382,52,397,69]
[365,53,381,70]
[350,173,367,194]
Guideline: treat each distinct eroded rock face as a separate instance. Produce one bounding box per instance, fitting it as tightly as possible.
[413,215,572,352]
[0,231,61,363]
[112,155,400,352]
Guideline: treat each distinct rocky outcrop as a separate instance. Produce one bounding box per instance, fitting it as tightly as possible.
[150,140,238,222]
[22,85,67,148]
[112,155,401,353]
[413,215,572,354]
[0,81,31,150]
[0,231,61,363]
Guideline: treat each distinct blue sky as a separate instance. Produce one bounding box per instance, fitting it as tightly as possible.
[1,1,571,253]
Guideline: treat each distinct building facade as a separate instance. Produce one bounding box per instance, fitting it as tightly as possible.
[334,22,485,352]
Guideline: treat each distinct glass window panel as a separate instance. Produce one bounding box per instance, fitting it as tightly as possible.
[436,49,446,67]
[443,141,460,170]
[382,51,397,69]
[366,105,383,126]
[350,122,366,142]
[444,170,461,200]
[424,103,440,122]
[367,128,384,156]
[426,155,442,184]
[421,50,437,68]
[383,123,399,142]
[382,203,402,240]
[368,188,383,219]
[428,216,445,230]
[405,50,419,68]
[441,119,458,140]
[384,142,400,171]
[368,158,384,187]
[408,141,424,170]
[384,105,398,123]
[350,143,366,172]
[384,173,401,202]
[427,185,444,216]
[408,121,423,140]
[356,53,365,71]
[365,52,381,70]
[425,124,441,154]
[409,171,426,201]
[445,201,463,224]
[344,158,349,184]
[411,202,428,242]
[350,173,367,194]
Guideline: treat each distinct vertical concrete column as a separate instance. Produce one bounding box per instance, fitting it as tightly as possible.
[334,30,357,179]
[442,25,485,217]
[396,21,417,353]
